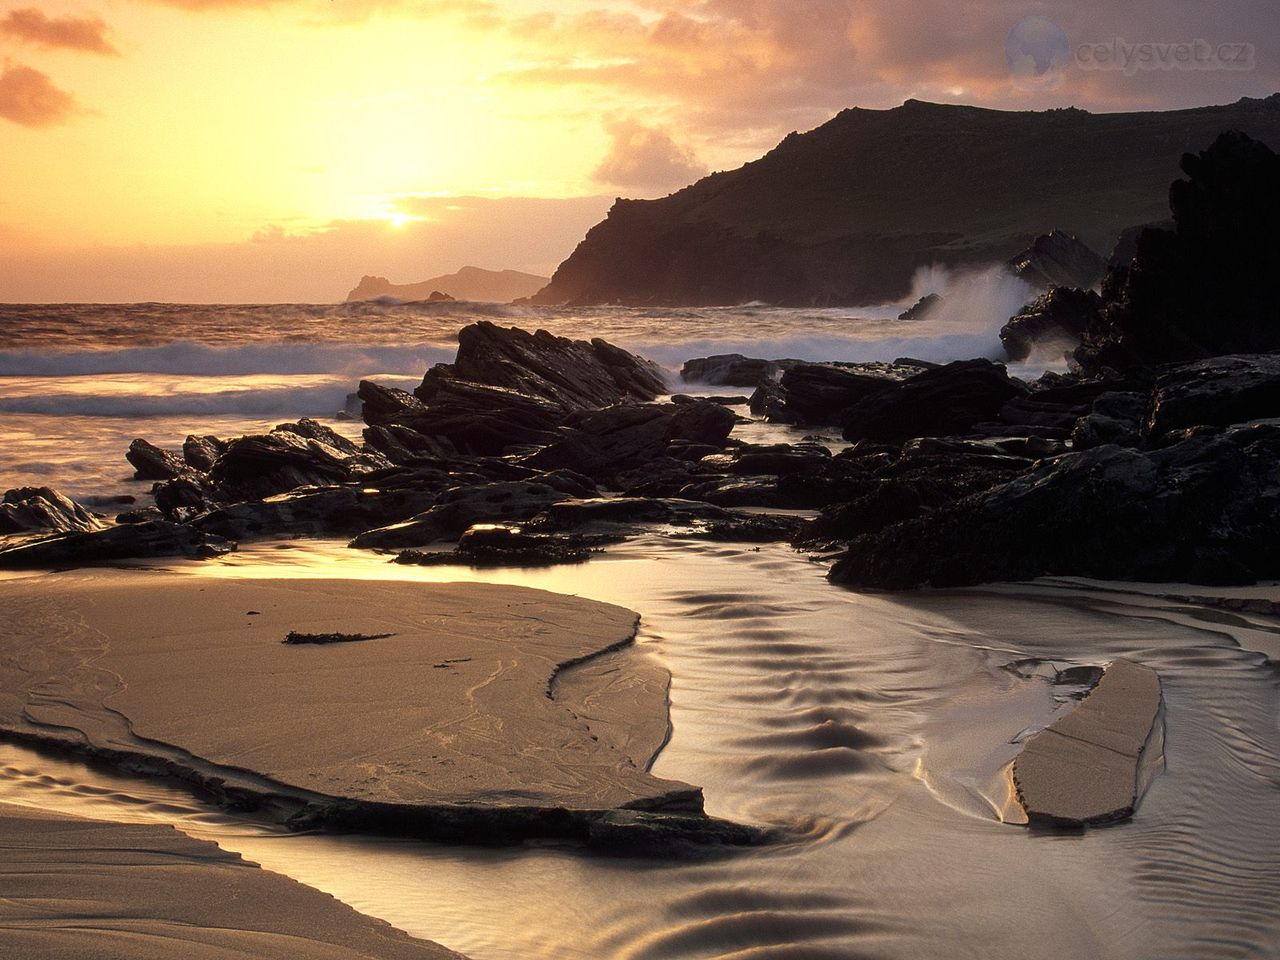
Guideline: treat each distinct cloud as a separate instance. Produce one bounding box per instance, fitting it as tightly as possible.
[593,119,707,193]
[0,62,80,127]
[0,9,119,55]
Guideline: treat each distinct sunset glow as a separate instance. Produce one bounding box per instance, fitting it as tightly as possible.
[1,0,1275,301]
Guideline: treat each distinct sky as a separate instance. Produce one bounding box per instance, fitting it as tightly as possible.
[0,0,1276,302]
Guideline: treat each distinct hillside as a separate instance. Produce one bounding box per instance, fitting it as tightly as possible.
[533,95,1280,307]
[347,266,549,303]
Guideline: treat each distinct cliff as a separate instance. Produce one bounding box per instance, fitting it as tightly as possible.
[346,266,549,303]
[533,95,1280,307]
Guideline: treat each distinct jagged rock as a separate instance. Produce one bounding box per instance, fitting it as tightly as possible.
[1007,231,1106,290]
[126,439,189,481]
[670,394,749,406]
[391,378,566,456]
[748,380,788,419]
[152,476,209,523]
[208,420,390,501]
[679,355,793,387]
[393,524,611,568]
[1146,354,1280,439]
[115,507,165,524]
[182,435,226,472]
[358,380,430,426]
[0,521,234,568]
[0,487,104,535]
[1000,287,1103,362]
[349,480,584,549]
[363,423,458,462]
[830,420,1280,588]
[194,484,445,541]
[1077,131,1280,373]
[841,360,1028,443]
[897,293,942,321]
[416,321,666,410]
[525,401,735,481]
[767,362,928,427]
[1071,392,1149,449]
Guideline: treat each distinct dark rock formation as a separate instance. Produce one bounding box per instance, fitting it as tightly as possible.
[209,419,390,501]
[0,521,233,568]
[1000,287,1102,362]
[182,435,226,472]
[393,524,609,568]
[1007,231,1106,290]
[126,439,189,481]
[761,361,931,427]
[680,355,793,387]
[1077,131,1280,372]
[533,96,1280,307]
[830,420,1280,589]
[0,487,104,535]
[418,321,666,411]
[841,360,1028,443]
[897,293,942,321]
[1146,354,1280,439]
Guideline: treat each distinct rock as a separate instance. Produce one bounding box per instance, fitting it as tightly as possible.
[416,321,666,410]
[152,475,210,523]
[0,521,234,568]
[679,355,792,387]
[670,394,749,406]
[208,421,390,501]
[1013,659,1163,826]
[194,484,445,542]
[363,424,458,462]
[1000,287,1102,362]
[1007,231,1106,290]
[1070,391,1149,449]
[1146,354,1280,439]
[115,507,165,524]
[1077,131,1280,373]
[830,420,1280,588]
[393,524,611,568]
[768,361,927,426]
[897,292,942,321]
[182,435,226,472]
[126,439,189,481]
[526,401,735,481]
[390,379,565,456]
[0,487,105,535]
[841,360,1028,443]
[545,497,731,530]
[358,380,430,426]
[348,480,578,549]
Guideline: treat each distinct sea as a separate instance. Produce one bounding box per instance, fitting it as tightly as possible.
[3,275,1280,960]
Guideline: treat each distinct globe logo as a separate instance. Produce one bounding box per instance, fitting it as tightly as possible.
[1006,16,1071,90]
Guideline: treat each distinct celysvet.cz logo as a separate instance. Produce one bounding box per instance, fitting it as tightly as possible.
[1005,16,1255,89]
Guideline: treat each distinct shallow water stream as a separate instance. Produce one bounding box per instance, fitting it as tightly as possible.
[3,537,1279,960]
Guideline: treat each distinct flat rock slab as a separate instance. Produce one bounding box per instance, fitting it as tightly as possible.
[0,802,464,960]
[0,572,698,835]
[1013,659,1162,826]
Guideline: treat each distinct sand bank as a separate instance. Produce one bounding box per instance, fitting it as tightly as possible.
[0,571,705,843]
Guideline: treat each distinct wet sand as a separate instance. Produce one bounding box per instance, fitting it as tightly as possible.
[0,801,462,959]
[0,572,697,835]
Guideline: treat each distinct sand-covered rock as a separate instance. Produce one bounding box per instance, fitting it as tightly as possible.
[0,573,711,844]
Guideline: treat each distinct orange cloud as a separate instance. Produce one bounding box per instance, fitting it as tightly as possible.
[593,119,706,193]
[0,62,80,127]
[0,9,118,56]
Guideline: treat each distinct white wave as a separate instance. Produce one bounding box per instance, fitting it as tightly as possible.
[0,383,361,419]
[0,342,453,378]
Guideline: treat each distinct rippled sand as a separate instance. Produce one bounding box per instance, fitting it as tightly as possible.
[3,536,1278,959]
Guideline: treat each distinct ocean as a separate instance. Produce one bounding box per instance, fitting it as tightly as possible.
[0,267,1038,503]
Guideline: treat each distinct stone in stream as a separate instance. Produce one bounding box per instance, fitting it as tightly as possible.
[1013,659,1163,826]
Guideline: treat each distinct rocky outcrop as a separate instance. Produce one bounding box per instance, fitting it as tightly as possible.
[753,360,933,427]
[533,96,1280,307]
[1007,231,1105,290]
[1146,354,1280,439]
[680,355,795,387]
[0,520,233,568]
[0,487,104,535]
[126,439,190,481]
[208,420,390,501]
[1077,131,1280,373]
[841,360,1028,443]
[830,420,1280,589]
[1000,287,1102,362]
